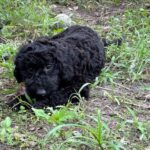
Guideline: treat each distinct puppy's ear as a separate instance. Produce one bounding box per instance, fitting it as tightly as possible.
[13,44,33,83]
[13,56,23,83]
[14,66,23,83]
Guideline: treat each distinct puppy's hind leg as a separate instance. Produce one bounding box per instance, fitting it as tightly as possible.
[80,86,90,100]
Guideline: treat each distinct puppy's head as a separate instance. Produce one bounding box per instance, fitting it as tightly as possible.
[14,41,60,100]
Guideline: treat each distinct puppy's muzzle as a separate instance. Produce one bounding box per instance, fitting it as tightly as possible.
[36,89,46,97]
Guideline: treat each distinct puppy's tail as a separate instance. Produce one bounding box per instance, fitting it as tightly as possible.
[102,38,122,47]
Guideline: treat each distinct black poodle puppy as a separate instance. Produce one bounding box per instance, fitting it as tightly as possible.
[12,25,106,108]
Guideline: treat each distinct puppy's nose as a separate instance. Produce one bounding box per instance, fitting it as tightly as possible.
[36,89,46,96]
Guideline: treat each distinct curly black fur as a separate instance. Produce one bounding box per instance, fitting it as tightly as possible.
[13,25,105,108]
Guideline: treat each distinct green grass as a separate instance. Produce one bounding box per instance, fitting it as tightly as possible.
[0,43,17,77]
[32,104,81,125]
[0,0,55,39]
[37,110,124,150]
[97,8,150,83]
[0,117,13,144]
[0,0,150,149]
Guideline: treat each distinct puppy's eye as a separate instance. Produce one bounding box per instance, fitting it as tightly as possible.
[44,65,53,72]
[28,67,34,72]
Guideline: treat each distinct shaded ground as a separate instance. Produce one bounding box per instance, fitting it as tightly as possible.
[89,82,150,121]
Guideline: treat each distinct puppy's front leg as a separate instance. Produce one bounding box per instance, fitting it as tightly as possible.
[49,89,72,107]
[32,98,50,109]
